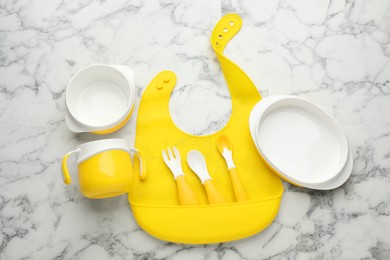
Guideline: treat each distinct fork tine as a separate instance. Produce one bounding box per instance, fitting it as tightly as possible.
[172,146,180,160]
[162,149,168,162]
[167,147,174,160]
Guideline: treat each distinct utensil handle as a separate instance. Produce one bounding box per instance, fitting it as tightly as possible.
[204,180,226,204]
[176,176,199,205]
[229,168,247,202]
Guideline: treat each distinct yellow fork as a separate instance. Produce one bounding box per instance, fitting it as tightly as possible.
[162,147,199,206]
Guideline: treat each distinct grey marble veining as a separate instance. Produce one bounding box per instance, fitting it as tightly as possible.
[1,0,390,259]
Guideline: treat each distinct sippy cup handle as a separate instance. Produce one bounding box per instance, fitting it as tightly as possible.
[129,148,147,180]
[61,149,80,185]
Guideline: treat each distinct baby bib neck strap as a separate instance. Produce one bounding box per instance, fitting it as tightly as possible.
[210,13,261,108]
[137,70,177,124]
[139,14,262,131]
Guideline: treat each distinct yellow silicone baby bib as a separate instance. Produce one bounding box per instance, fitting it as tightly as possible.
[129,13,283,244]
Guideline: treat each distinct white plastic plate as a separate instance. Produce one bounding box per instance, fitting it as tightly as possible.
[249,95,351,189]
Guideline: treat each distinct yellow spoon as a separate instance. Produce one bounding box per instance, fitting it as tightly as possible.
[216,135,248,202]
[187,150,227,204]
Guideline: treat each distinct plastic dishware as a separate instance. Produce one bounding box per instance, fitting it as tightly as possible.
[303,147,353,190]
[65,64,135,134]
[187,150,227,204]
[61,139,146,199]
[162,147,199,205]
[249,95,350,189]
[216,135,247,201]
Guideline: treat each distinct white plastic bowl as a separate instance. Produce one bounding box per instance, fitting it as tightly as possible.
[249,95,351,189]
[65,64,135,133]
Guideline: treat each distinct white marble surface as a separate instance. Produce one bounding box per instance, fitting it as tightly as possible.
[1,0,390,259]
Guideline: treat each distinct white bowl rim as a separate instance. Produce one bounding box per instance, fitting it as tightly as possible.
[65,64,135,130]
